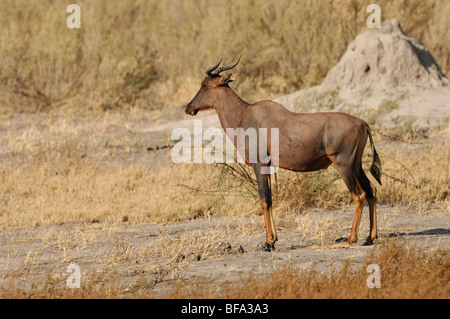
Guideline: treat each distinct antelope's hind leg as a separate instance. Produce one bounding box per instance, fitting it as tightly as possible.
[364,183,378,245]
[329,156,365,245]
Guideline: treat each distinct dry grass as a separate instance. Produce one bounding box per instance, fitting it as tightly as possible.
[0,160,252,230]
[2,269,122,299]
[169,239,449,299]
[0,0,449,115]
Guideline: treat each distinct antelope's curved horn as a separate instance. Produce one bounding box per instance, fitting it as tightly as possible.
[205,58,223,77]
[212,56,241,75]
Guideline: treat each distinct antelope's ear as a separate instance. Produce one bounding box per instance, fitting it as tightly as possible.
[219,72,241,85]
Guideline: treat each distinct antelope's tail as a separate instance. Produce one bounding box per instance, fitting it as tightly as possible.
[367,127,382,185]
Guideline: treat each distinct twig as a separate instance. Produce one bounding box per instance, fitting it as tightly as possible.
[378,151,418,187]
[146,144,174,151]
[371,128,423,145]
[176,181,246,193]
[217,163,256,185]
[382,172,413,186]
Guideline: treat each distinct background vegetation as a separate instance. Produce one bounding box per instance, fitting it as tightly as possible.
[0,0,449,115]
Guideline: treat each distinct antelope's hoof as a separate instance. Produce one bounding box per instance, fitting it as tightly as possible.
[363,236,378,246]
[257,242,275,252]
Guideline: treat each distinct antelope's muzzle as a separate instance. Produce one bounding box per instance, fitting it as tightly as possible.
[185,106,198,116]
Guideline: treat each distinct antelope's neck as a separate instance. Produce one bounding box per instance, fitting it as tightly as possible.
[214,89,250,131]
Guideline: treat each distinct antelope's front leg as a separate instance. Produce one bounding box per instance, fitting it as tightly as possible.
[253,164,278,251]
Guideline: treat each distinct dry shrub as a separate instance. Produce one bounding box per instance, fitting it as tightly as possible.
[185,162,351,219]
[168,239,449,299]
[272,169,351,215]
